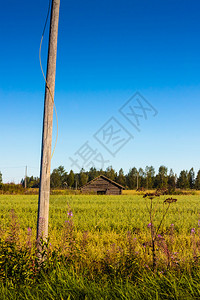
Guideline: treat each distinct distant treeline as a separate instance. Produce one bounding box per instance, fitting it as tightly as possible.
[14,165,200,191]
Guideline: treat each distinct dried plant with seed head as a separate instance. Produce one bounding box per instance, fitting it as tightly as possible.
[144,193,178,272]
[164,198,177,204]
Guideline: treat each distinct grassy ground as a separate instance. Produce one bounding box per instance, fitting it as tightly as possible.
[0,194,200,299]
[1,194,199,232]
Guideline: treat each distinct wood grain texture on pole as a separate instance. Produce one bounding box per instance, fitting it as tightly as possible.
[37,0,60,241]
[25,166,27,189]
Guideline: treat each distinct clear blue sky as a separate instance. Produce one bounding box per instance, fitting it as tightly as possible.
[0,0,200,183]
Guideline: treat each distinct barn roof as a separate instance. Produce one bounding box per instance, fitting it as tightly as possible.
[81,175,125,190]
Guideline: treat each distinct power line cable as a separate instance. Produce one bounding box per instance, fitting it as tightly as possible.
[0,166,26,169]
[39,0,59,159]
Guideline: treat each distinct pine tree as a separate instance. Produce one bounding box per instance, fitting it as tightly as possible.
[116,168,126,186]
[0,171,2,188]
[50,166,67,188]
[157,165,168,188]
[188,168,195,189]
[168,168,176,192]
[138,168,145,188]
[67,170,75,187]
[195,170,200,190]
[79,169,88,186]
[126,167,138,189]
[145,166,155,189]
[177,170,189,189]
[88,167,98,181]
[105,166,116,181]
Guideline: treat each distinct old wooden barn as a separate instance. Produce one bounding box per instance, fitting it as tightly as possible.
[81,175,125,195]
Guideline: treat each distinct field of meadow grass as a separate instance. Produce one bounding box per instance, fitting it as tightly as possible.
[0,194,200,299]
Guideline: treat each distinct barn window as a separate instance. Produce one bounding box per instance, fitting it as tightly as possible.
[97,191,106,195]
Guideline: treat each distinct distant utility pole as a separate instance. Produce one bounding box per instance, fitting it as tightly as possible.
[25,166,27,189]
[137,172,139,190]
[37,0,60,242]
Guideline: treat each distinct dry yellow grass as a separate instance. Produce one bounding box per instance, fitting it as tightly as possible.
[122,189,155,195]
[122,189,200,195]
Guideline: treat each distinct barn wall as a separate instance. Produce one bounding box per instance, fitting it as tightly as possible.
[81,177,122,195]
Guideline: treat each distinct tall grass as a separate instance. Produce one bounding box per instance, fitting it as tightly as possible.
[0,195,200,299]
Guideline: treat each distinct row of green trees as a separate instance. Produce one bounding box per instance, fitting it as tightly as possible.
[1,166,200,190]
[42,166,200,190]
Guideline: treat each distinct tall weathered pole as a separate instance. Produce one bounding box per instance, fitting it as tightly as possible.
[37,0,60,241]
[25,165,27,189]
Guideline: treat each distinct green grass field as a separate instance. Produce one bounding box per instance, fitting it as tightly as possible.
[1,194,199,231]
[0,194,200,299]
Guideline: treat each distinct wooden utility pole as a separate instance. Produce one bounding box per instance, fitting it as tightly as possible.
[37,0,60,241]
[25,166,27,189]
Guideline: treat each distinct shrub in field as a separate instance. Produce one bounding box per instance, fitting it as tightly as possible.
[0,184,25,195]
[0,210,35,284]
